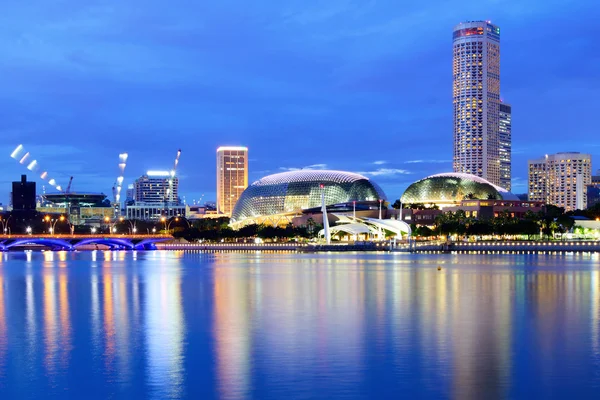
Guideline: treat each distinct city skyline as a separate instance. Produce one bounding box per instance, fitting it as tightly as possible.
[1,1,599,204]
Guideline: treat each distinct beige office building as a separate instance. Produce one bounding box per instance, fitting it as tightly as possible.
[528,152,592,211]
[217,146,248,216]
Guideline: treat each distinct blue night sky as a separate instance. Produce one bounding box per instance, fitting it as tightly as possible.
[1,0,599,204]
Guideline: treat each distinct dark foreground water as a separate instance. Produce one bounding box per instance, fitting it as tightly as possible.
[0,250,599,399]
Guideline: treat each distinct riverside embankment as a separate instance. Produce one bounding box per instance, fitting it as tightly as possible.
[158,240,600,253]
[407,240,600,253]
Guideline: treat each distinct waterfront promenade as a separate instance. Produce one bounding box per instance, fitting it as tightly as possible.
[404,240,600,253]
[158,240,600,253]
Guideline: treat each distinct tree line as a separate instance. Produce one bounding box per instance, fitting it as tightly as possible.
[171,217,322,241]
[413,205,580,240]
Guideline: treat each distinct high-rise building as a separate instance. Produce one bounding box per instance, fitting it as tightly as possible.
[133,171,180,205]
[217,146,248,216]
[586,171,600,209]
[528,157,548,202]
[125,184,135,205]
[453,21,502,187]
[498,102,511,191]
[528,152,592,211]
[11,175,36,212]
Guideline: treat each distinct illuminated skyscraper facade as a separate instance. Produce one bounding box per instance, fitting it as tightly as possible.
[498,102,512,191]
[528,157,548,202]
[134,172,179,204]
[217,146,248,216]
[453,21,502,187]
[528,152,592,212]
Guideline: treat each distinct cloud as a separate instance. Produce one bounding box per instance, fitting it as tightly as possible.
[372,160,387,165]
[404,159,451,164]
[305,163,327,169]
[279,163,327,172]
[357,168,411,177]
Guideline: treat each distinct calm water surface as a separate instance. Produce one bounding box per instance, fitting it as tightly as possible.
[0,250,599,399]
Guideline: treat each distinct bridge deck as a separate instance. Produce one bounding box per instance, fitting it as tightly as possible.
[0,234,173,251]
[0,234,172,239]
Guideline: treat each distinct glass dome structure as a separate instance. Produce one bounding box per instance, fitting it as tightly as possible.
[231,170,386,226]
[400,172,518,205]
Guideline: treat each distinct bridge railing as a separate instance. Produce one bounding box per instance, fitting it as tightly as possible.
[0,234,173,239]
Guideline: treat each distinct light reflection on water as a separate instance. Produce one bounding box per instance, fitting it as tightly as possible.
[0,251,599,398]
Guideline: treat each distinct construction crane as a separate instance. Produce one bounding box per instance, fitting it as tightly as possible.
[65,176,74,193]
[167,149,181,205]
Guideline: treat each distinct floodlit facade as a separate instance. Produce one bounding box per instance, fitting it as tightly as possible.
[230,170,386,228]
[498,102,511,191]
[453,21,502,187]
[401,172,518,208]
[134,171,180,205]
[217,146,248,216]
[125,204,187,221]
[528,152,592,211]
[527,157,548,202]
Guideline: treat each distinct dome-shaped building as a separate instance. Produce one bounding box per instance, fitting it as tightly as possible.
[231,170,386,227]
[401,172,518,207]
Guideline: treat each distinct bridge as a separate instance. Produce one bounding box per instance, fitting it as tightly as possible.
[0,234,173,251]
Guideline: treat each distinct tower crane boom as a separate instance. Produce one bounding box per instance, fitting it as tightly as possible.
[168,149,182,205]
[65,176,74,194]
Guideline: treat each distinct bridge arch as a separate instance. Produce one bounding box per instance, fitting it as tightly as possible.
[4,238,73,251]
[72,238,135,250]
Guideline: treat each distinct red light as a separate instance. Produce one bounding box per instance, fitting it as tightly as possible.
[320,184,324,189]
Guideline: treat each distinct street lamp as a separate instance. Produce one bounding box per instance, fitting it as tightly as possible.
[26,226,32,235]
[44,215,64,236]
[0,216,11,236]
[165,216,190,233]
[152,227,156,234]
[161,216,167,232]
[120,218,137,235]
[104,216,118,234]
[167,217,179,232]
[91,227,97,234]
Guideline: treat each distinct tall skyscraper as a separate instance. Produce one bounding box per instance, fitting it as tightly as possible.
[528,152,592,212]
[498,102,512,191]
[453,21,502,186]
[217,146,248,216]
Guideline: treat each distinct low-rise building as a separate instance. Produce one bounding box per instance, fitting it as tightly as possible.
[125,203,187,221]
[396,200,544,227]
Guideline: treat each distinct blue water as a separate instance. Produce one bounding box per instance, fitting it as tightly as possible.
[0,250,599,399]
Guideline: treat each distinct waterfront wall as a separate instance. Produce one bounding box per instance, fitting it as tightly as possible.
[409,241,600,253]
[158,240,600,253]
[157,242,299,251]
